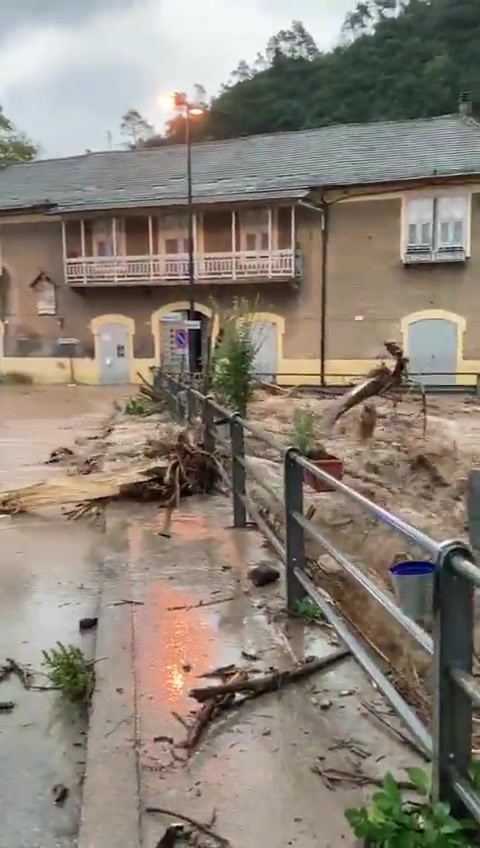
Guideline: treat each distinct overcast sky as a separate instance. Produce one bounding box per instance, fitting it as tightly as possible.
[0,0,353,158]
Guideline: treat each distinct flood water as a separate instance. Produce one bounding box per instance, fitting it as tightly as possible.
[0,386,124,848]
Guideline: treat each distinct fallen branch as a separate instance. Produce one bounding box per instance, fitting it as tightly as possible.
[167,594,237,612]
[361,700,429,761]
[145,806,231,847]
[312,765,415,792]
[189,648,350,703]
[182,669,246,753]
[0,658,33,689]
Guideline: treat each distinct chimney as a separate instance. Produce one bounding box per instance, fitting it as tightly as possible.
[459,91,472,116]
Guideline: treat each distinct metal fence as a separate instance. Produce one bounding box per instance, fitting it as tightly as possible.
[155,369,480,822]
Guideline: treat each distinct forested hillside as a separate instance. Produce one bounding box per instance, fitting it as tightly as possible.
[122,0,480,147]
[198,0,480,140]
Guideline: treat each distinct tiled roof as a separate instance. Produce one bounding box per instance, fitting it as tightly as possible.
[0,114,479,214]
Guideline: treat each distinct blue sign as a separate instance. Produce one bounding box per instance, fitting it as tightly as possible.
[174,328,188,350]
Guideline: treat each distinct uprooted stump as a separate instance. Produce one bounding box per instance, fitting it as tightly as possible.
[322,340,408,433]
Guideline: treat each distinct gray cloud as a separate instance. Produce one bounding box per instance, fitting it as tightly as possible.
[0,0,353,158]
[0,0,135,40]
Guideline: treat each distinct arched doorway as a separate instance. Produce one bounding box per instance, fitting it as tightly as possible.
[151,302,219,374]
[91,314,135,385]
[247,311,284,383]
[402,310,464,387]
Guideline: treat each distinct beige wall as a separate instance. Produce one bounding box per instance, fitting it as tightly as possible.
[9,189,480,371]
[0,215,311,360]
[325,192,480,360]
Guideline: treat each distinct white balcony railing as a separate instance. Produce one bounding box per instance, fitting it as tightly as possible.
[65,249,301,285]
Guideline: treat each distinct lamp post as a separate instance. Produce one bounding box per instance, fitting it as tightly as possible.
[172,92,203,376]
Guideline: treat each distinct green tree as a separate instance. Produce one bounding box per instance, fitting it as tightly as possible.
[120,109,154,148]
[0,108,37,166]
[190,0,480,142]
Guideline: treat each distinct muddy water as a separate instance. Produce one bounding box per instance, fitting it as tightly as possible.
[0,386,125,848]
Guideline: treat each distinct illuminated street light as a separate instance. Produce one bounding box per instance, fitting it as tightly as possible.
[169,91,205,375]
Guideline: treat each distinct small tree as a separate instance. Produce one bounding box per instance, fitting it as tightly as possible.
[0,107,37,166]
[120,109,154,148]
[212,299,257,416]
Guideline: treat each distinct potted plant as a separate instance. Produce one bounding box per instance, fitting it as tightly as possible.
[291,409,343,493]
[345,767,479,847]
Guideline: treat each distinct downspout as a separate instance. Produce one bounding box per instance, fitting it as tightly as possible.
[320,200,330,387]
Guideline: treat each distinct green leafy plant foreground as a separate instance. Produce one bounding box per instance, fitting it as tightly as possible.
[295,597,324,623]
[346,768,479,847]
[212,299,257,416]
[124,396,148,416]
[42,642,95,704]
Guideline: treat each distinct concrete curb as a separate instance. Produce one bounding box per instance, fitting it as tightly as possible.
[78,559,140,848]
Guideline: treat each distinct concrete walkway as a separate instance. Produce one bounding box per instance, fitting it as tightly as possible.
[80,495,416,848]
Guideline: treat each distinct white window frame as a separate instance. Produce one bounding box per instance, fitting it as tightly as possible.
[239,208,274,252]
[402,191,471,259]
[158,212,190,255]
[92,218,126,257]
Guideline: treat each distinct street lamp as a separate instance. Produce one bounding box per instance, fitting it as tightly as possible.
[171,92,204,376]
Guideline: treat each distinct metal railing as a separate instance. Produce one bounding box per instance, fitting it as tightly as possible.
[155,370,480,822]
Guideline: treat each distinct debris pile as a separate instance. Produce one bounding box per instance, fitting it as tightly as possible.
[0,431,220,519]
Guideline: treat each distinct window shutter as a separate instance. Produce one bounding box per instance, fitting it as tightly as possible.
[436,196,467,247]
[405,198,434,246]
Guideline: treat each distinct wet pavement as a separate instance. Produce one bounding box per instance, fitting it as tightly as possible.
[0,388,415,847]
[96,498,416,848]
[0,386,126,848]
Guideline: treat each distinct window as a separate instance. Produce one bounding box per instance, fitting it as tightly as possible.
[165,237,190,254]
[32,273,56,316]
[241,208,270,252]
[159,213,190,255]
[245,232,269,251]
[404,195,468,262]
[92,219,125,257]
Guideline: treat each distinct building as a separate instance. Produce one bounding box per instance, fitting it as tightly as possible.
[1,108,480,386]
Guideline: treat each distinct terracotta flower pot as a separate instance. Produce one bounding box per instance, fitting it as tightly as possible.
[302,450,344,493]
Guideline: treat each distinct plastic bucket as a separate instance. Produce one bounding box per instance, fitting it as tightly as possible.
[389,560,435,624]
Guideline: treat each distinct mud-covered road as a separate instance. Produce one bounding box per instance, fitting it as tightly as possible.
[0,386,125,848]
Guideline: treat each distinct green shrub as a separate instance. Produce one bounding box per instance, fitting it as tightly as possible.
[345,767,479,847]
[212,299,257,416]
[42,642,95,704]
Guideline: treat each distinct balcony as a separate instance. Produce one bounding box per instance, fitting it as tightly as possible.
[65,249,301,287]
[62,206,301,287]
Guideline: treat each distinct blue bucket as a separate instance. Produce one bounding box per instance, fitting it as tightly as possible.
[389,560,435,624]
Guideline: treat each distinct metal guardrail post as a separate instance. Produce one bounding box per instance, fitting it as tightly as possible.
[284,448,306,611]
[203,396,215,454]
[230,413,246,527]
[186,385,194,423]
[432,540,474,816]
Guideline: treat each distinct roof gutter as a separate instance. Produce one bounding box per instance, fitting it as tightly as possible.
[0,201,57,216]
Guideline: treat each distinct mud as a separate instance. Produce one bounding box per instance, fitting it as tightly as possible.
[0,386,126,848]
